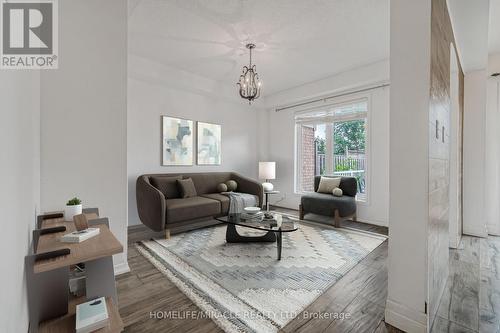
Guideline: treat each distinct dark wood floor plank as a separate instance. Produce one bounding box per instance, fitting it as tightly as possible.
[323,296,385,333]
[358,264,388,307]
[358,242,388,269]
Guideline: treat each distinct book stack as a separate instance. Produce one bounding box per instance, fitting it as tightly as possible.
[60,228,100,243]
[76,297,109,333]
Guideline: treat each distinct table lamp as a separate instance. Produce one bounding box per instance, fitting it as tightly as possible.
[259,161,276,191]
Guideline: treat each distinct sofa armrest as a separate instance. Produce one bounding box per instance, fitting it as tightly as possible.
[231,173,263,206]
[136,175,166,231]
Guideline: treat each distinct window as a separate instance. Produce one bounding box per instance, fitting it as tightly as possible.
[295,99,368,201]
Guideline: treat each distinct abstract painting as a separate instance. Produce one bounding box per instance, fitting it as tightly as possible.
[197,122,221,165]
[162,116,193,166]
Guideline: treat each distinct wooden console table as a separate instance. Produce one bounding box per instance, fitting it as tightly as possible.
[26,209,124,333]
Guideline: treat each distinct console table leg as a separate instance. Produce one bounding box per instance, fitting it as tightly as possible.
[85,256,117,304]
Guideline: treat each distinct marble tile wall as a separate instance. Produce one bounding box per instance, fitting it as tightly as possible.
[428,0,465,327]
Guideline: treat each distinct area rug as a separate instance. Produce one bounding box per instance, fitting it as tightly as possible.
[136,218,386,333]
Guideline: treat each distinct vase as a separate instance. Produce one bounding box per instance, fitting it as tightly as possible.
[64,204,82,221]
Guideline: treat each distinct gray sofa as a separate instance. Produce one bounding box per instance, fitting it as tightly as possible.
[136,172,263,235]
[299,175,358,227]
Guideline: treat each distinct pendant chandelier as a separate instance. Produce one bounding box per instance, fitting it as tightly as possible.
[237,43,262,104]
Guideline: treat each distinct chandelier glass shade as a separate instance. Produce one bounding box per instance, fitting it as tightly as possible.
[237,43,262,104]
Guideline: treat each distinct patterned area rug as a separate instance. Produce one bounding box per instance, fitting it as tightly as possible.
[137,218,386,333]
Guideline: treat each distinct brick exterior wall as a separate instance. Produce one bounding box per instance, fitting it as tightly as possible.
[300,125,315,192]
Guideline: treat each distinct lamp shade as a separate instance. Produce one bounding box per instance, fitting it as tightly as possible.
[259,162,276,180]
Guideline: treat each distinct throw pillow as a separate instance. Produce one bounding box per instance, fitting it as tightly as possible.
[317,176,341,194]
[177,178,197,198]
[225,180,238,191]
[332,188,343,197]
[217,183,228,192]
[150,175,182,199]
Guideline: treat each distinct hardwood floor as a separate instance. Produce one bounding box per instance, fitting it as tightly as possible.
[117,208,400,332]
[431,235,500,333]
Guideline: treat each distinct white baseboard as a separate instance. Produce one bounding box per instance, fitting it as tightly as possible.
[487,224,500,236]
[354,217,388,227]
[385,299,427,333]
[463,225,488,238]
[114,262,130,275]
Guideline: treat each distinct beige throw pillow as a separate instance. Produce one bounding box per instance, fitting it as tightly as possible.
[332,188,343,197]
[317,177,341,194]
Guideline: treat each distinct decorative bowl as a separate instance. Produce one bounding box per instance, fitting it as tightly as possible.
[244,207,261,214]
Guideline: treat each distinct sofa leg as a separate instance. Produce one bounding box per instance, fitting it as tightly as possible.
[165,229,171,239]
[299,204,304,220]
[352,213,357,222]
[334,210,341,228]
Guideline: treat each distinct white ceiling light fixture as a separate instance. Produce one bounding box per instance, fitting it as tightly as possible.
[237,43,262,104]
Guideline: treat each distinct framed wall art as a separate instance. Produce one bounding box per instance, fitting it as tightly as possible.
[161,116,194,166]
[197,121,221,165]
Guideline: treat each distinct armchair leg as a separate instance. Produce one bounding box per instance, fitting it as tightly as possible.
[352,213,357,222]
[165,229,171,240]
[299,204,304,220]
[334,210,341,228]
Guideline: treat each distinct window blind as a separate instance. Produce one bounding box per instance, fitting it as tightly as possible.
[294,99,368,125]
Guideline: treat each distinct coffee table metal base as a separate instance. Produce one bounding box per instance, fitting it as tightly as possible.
[225,224,283,260]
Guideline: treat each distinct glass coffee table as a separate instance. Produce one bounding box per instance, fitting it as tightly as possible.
[215,213,299,260]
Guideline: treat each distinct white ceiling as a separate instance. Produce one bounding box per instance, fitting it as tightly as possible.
[490,0,500,54]
[128,0,389,96]
[447,0,490,72]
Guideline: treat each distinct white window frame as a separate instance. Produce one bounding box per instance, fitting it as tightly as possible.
[294,93,372,204]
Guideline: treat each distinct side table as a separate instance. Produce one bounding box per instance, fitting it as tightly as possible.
[264,190,280,211]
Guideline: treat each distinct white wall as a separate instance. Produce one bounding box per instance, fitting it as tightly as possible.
[261,60,390,226]
[485,54,500,235]
[386,0,431,331]
[127,55,262,226]
[463,69,488,237]
[40,0,129,273]
[0,72,40,332]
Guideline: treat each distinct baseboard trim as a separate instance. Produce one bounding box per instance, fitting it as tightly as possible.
[385,299,427,333]
[114,262,130,276]
[487,224,500,236]
[353,217,388,227]
[463,226,488,238]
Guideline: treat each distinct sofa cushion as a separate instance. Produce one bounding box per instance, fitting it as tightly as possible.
[217,183,228,192]
[314,176,358,197]
[188,173,233,195]
[150,175,182,199]
[177,178,197,198]
[201,193,230,214]
[317,176,341,194]
[301,192,356,217]
[225,180,238,191]
[339,177,357,197]
[166,196,221,223]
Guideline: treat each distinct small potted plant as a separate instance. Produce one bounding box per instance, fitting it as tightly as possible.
[64,197,82,221]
